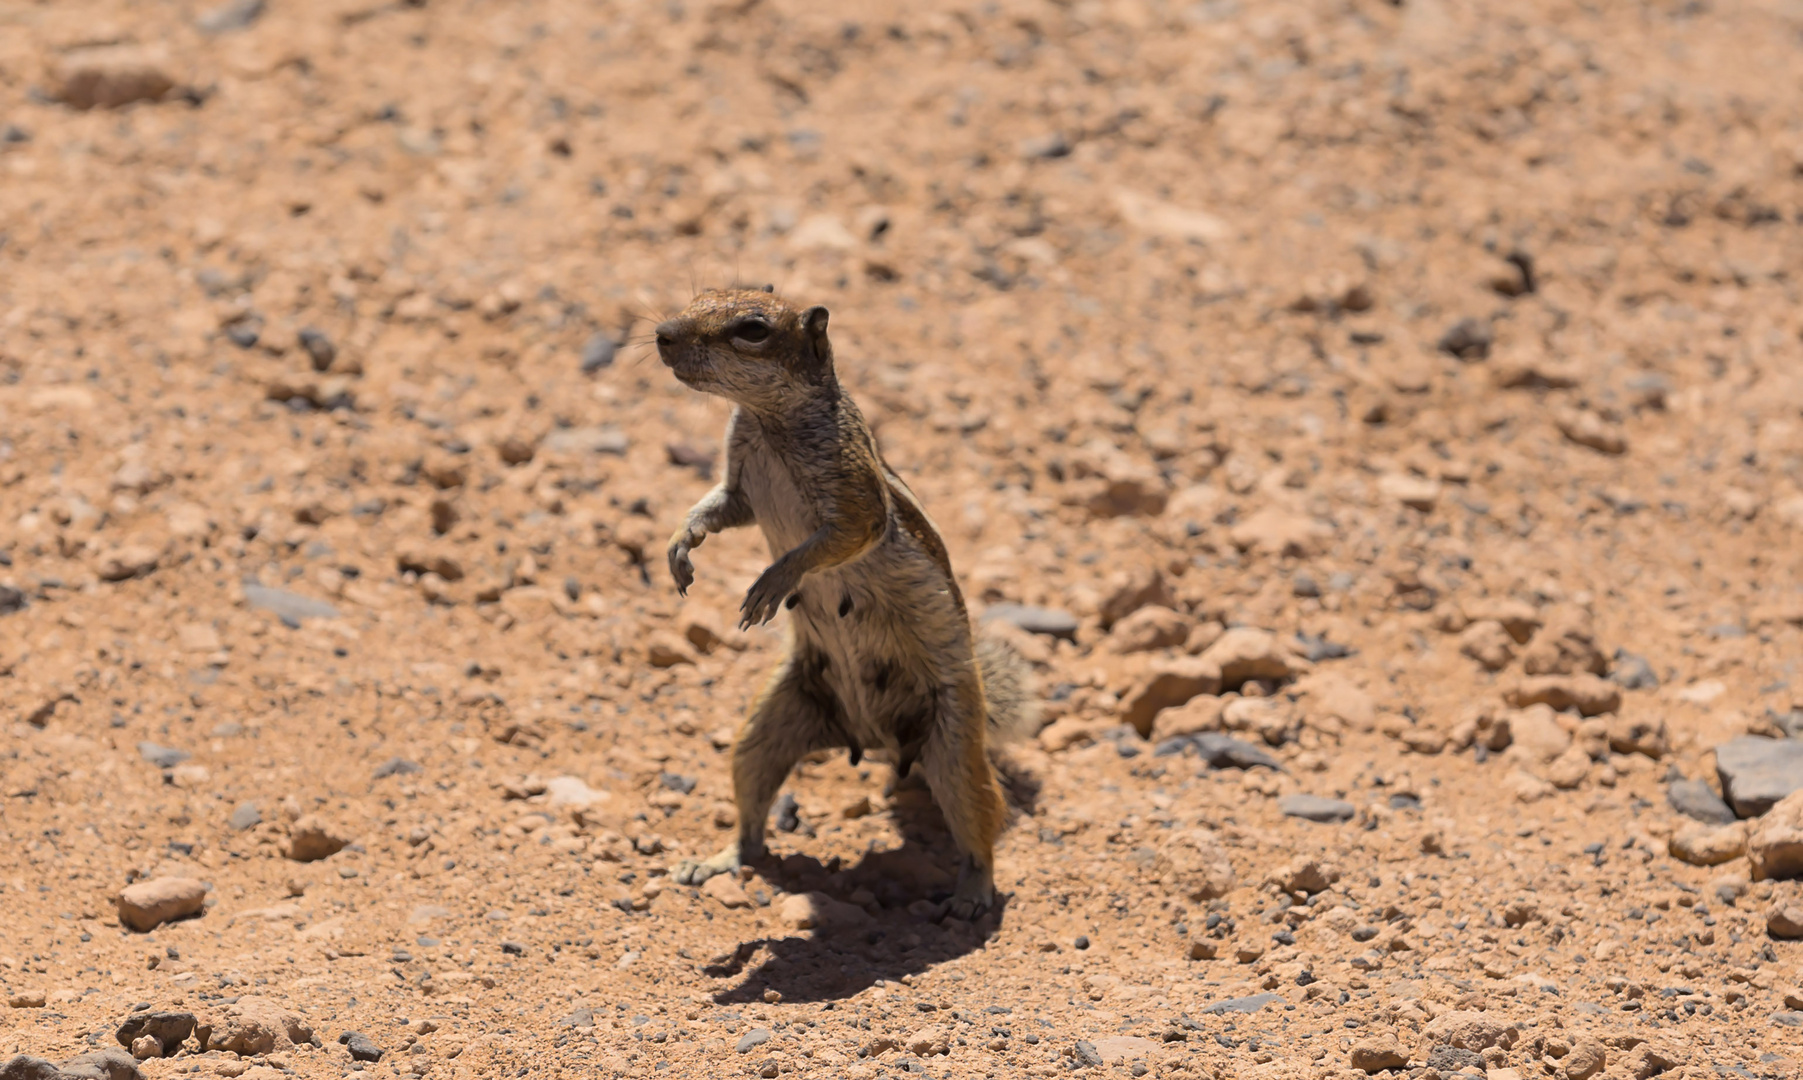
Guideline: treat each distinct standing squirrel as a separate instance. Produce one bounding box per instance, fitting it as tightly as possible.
[654,287,1035,917]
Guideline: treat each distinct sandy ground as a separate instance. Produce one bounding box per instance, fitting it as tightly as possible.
[3,0,1803,1078]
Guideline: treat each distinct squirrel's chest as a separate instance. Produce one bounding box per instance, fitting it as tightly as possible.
[738,442,819,554]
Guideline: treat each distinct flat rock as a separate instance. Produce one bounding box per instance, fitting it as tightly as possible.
[1667,779,1736,825]
[735,1028,772,1053]
[777,891,870,931]
[1228,507,1331,557]
[1105,605,1192,653]
[541,426,629,455]
[53,1049,141,1080]
[1716,736,1803,818]
[1668,822,1747,867]
[703,874,751,908]
[1201,992,1283,1015]
[1091,1035,1160,1062]
[980,603,1078,641]
[1156,731,1281,771]
[117,877,207,932]
[136,742,190,769]
[544,775,607,809]
[54,46,174,110]
[1280,794,1355,823]
[372,757,421,779]
[243,584,339,622]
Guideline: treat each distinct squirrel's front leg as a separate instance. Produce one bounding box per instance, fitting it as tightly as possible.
[667,485,753,596]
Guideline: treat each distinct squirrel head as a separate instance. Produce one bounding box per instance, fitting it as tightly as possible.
[655,288,835,409]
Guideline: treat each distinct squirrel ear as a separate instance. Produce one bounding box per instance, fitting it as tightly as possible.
[800,305,833,371]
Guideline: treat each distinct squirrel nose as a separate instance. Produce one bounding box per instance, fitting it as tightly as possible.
[654,320,680,349]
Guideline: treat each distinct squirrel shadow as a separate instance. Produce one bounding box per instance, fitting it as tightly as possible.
[706,773,1037,1004]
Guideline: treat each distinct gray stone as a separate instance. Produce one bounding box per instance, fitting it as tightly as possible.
[56,1049,141,1080]
[196,0,264,33]
[559,1008,594,1028]
[227,802,261,831]
[580,333,617,373]
[1610,650,1658,691]
[1020,132,1071,160]
[1072,1039,1103,1067]
[297,327,335,371]
[1427,1047,1485,1073]
[339,1032,382,1062]
[136,742,189,769]
[1279,794,1356,823]
[0,585,25,615]
[373,757,421,779]
[1437,318,1492,360]
[735,1028,772,1053]
[1667,779,1736,825]
[0,1056,60,1080]
[1716,736,1803,818]
[243,583,340,623]
[1154,732,1281,771]
[980,603,1079,641]
[115,1011,196,1056]
[541,426,629,456]
[1201,993,1283,1015]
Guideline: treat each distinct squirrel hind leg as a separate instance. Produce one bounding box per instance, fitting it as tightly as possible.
[917,715,1006,917]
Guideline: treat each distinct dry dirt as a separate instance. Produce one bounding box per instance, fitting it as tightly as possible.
[4,0,1803,1078]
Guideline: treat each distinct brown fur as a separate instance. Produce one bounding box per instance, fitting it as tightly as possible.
[656,288,1032,916]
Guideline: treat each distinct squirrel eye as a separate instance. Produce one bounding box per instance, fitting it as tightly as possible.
[732,320,771,344]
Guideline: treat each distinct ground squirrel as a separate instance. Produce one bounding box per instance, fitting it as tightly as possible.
[654,287,1035,917]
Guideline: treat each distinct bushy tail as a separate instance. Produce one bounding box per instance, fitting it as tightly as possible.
[977,633,1040,742]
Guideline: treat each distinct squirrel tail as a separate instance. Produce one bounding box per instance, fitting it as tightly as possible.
[977,632,1041,743]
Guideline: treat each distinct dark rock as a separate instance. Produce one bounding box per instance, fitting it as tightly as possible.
[1428,1047,1485,1074]
[1201,992,1283,1015]
[136,742,189,769]
[736,1028,772,1054]
[1294,632,1354,662]
[1610,650,1658,690]
[1437,318,1492,360]
[196,0,264,33]
[373,757,422,779]
[1667,779,1736,825]
[1279,794,1356,823]
[0,1056,60,1080]
[339,1032,383,1063]
[1716,736,1803,818]
[579,333,617,373]
[980,603,1079,641]
[297,327,336,371]
[1155,732,1281,771]
[659,772,697,795]
[243,583,340,622]
[0,585,25,615]
[1073,1040,1103,1067]
[115,1011,196,1056]
[56,1049,141,1080]
[500,941,525,956]
[225,321,260,349]
[0,125,29,145]
[1291,574,1320,598]
[773,792,807,834]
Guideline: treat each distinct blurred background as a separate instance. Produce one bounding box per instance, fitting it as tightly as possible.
[3,0,1803,1074]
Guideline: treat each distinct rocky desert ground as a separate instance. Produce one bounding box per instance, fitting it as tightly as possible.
[4,0,1803,1078]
